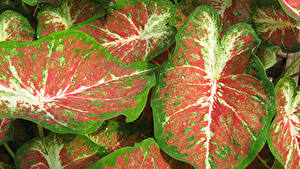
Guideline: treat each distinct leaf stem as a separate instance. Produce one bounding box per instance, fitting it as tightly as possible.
[290,71,300,78]
[33,4,40,17]
[174,0,178,5]
[3,143,15,159]
[257,154,271,169]
[275,54,300,84]
[37,124,44,137]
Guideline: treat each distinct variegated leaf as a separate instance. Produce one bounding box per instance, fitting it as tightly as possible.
[86,120,146,152]
[0,10,35,42]
[151,6,275,169]
[75,0,176,63]
[279,0,300,21]
[268,77,300,169]
[0,118,13,145]
[37,0,106,38]
[15,133,108,169]
[89,138,193,169]
[0,30,156,134]
[253,6,300,53]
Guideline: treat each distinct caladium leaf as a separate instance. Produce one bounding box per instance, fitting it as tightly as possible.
[86,120,146,152]
[253,6,300,53]
[0,30,156,134]
[255,45,280,70]
[0,10,35,42]
[22,0,61,6]
[268,77,300,169]
[89,138,192,169]
[0,118,13,145]
[75,0,176,64]
[151,6,275,169]
[37,0,106,38]
[15,133,108,169]
[279,0,300,21]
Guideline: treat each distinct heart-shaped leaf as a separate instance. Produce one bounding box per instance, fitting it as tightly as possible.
[0,10,35,42]
[75,0,176,64]
[0,30,156,134]
[268,77,300,169]
[37,0,106,38]
[279,0,300,21]
[151,6,275,169]
[253,6,300,53]
[0,118,13,145]
[15,133,108,169]
[89,138,193,169]
[86,120,146,153]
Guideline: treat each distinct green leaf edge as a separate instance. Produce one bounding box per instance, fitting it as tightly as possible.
[0,29,156,134]
[278,0,300,21]
[151,5,276,169]
[88,137,156,169]
[0,119,14,146]
[267,77,298,168]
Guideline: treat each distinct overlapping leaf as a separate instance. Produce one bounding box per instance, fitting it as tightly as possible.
[75,0,176,63]
[22,0,61,6]
[15,133,107,169]
[0,10,35,42]
[0,118,13,145]
[89,138,193,169]
[151,6,275,169]
[0,30,156,134]
[37,0,106,38]
[86,120,146,152]
[279,0,300,21]
[268,77,300,169]
[253,6,300,52]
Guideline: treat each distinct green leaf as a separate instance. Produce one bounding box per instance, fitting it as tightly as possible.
[0,30,156,134]
[268,77,300,169]
[0,10,35,42]
[151,5,275,169]
[37,0,106,38]
[15,133,108,169]
[255,45,280,69]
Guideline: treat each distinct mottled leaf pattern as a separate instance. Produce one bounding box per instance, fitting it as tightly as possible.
[0,118,13,145]
[76,0,176,63]
[152,6,275,169]
[253,6,300,52]
[37,0,105,38]
[279,0,300,21]
[89,138,192,169]
[0,30,155,134]
[0,10,35,42]
[86,120,146,152]
[15,133,107,169]
[268,77,300,169]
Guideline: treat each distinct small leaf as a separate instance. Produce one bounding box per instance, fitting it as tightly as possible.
[0,30,155,134]
[268,77,300,169]
[15,133,108,169]
[75,0,176,63]
[255,45,280,69]
[152,5,275,169]
[253,6,300,53]
[37,0,106,38]
[88,138,192,169]
[0,10,35,42]
[0,118,13,145]
[279,0,300,21]
[86,120,146,152]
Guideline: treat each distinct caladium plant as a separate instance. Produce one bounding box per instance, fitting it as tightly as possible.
[268,77,300,169]
[152,6,275,169]
[278,0,300,21]
[0,118,13,145]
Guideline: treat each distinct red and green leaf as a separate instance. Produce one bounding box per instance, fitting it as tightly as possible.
[89,138,193,169]
[151,6,275,169]
[0,10,35,42]
[268,77,300,169]
[0,30,156,134]
[0,118,13,145]
[15,133,108,169]
[37,0,106,38]
[279,0,300,21]
[75,0,176,63]
[86,120,146,153]
[253,6,300,53]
